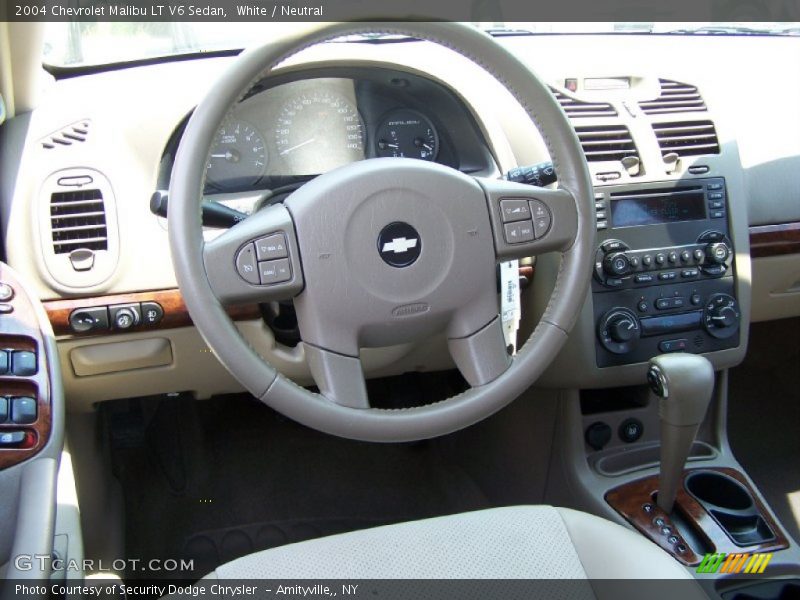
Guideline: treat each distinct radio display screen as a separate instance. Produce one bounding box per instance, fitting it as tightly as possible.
[610,192,707,228]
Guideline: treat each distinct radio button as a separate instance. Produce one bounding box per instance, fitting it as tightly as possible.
[603,252,631,277]
[641,254,653,267]
[681,268,699,278]
[707,182,723,191]
[680,250,692,262]
[655,253,666,266]
[658,272,677,281]
[708,192,724,200]
[698,230,725,243]
[668,251,678,264]
[709,200,724,210]
[596,222,608,231]
[705,242,730,264]
[702,264,728,277]
[605,277,623,287]
[634,274,654,284]
[629,256,640,268]
[710,210,726,219]
[500,199,531,223]
[693,248,705,262]
[601,240,628,253]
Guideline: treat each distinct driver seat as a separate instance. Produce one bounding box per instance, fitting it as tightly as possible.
[201,506,705,594]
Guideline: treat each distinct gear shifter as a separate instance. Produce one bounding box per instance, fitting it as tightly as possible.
[647,353,715,514]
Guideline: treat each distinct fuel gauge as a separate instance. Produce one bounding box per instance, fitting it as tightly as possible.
[375,109,439,161]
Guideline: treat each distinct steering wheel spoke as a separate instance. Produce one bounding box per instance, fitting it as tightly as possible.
[475,178,580,261]
[305,344,370,409]
[203,204,304,305]
[448,315,511,387]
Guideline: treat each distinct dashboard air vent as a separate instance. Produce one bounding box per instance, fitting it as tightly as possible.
[41,120,91,149]
[552,90,617,118]
[653,120,720,158]
[574,124,638,162]
[639,80,707,115]
[50,189,108,254]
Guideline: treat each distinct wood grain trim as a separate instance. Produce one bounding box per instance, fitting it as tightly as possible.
[606,467,789,566]
[44,289,261,337]
[750,222,800,258]
[0,264,52,470]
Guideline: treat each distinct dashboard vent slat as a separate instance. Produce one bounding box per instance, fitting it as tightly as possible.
[50,189,108,254]
[552,90,617,118]
[639,80,707,115]
[653,120,721,158]
[40,120,91,150]
[573,124,638,162]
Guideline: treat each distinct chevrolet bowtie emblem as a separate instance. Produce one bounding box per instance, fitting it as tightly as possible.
[382,237,419,254]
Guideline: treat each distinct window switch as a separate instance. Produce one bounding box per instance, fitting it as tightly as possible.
[10,397,37,425]
[0,350,7,375]
[11,351,37,376]
[0,397,7,423]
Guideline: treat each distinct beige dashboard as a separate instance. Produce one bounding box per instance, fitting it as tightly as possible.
[2,33,799,410]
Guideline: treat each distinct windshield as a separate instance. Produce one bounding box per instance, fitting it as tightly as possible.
[43,22,799,69]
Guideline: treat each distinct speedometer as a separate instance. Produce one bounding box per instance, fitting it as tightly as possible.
[275,91,365,174]
[205,119,267,190]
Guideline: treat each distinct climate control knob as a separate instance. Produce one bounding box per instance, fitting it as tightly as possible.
[598,308,640,354]
[703,293,740,339]
[603,252,632,277]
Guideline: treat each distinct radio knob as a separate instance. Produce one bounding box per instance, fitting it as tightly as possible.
[705,242,730,264]
[603,252,631,277]
[608,313,639,343]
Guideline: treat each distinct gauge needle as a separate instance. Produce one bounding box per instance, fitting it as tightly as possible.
[279,138,316,156]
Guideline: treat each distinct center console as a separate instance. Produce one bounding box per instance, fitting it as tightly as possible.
[593,178,740,367]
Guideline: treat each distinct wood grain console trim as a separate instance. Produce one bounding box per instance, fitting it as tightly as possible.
[44,289,261,336]
[750,222,800,258]
[606,467,789,566]
[0,264,52,470]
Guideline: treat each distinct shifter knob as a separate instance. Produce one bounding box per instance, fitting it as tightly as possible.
[649,353,715,514]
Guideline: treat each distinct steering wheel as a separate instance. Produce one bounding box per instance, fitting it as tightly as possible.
[169,22,594,442]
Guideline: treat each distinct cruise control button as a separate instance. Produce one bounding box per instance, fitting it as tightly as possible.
[259,258,291,285]
[10,397,36,425]
[503,220,534,244]
[499,199,531,223]
[254,233,288,261]
[529,200,552,238]
[69,307,110,333]
[235,243,260,285]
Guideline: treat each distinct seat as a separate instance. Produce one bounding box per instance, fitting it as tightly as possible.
[203,506,707,597]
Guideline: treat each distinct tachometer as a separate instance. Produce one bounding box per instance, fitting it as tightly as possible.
[375,109,438,161]
[205,120,267,190]
[275,91,365,174]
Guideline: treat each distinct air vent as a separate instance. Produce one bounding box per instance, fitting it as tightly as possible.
[552,90,617,118]
[41,120,91,149]
[639,80,707,115]
[574,125,638,162]
[653,121,720,158]
[50,189,108,254]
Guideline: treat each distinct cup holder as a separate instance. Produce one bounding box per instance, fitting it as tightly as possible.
[686,471,754,511]
[685,471,775,546]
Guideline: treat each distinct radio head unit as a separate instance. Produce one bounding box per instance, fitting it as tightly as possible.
[592,178,739,367]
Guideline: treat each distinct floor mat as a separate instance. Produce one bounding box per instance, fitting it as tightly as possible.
[110,392,491,581]
[728,317,800,545]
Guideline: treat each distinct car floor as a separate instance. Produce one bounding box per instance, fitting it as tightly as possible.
[104,373,557,583]
[728,317,800,545]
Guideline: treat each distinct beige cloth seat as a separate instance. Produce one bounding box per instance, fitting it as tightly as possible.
[202,506,708,598]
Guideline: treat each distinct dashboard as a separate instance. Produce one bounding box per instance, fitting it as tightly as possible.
[1,33,799,410]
